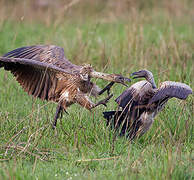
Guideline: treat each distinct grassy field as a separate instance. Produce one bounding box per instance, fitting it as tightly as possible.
[0,1,193,179]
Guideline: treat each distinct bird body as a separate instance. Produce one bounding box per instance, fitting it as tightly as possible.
[0,45,130,128]
[103,70,192,140]
[0,45,95,108]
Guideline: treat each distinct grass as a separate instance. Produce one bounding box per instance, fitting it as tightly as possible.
[0,1,193,179]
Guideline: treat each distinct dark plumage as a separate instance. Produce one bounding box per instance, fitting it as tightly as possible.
[0,45,131,128]
[103,70,192,140]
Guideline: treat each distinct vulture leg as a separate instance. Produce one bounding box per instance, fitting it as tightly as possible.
[93,94,113,108]
[52,103,68,129]
[98,82,115,95]
[76,93,113,110]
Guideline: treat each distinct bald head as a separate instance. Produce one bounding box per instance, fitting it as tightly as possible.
[131,69,157,89]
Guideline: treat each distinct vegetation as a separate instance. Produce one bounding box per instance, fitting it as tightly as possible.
[0,0,193,179]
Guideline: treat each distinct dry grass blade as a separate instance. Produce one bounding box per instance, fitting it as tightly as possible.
[4,127,28,156]
[2,145,46,161]
[76,156,120,162]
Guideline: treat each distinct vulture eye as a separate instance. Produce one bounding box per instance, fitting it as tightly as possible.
[114,76,131,87]
[117,76,124,81]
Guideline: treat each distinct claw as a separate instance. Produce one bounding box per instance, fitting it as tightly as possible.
[103,103,107,107]
[64,109,69,115]
[93,94,113,108]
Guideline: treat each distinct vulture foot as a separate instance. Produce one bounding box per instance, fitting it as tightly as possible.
[93,94,113,108]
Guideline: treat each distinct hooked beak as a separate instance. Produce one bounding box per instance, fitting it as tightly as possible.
[114,75,131,87]
[130,70,157,89]
[90,71,131,86]
[130,71,144,79]
[130,70,146,79]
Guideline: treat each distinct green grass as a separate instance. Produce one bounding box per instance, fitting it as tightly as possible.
[0,5,193,180]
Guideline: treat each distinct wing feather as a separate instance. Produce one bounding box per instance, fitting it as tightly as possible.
[0,45,81,101]
[149,81,192,104]
[0,57,76,75]
[115,81,154,108]
[115,81,155,123]
[115,89,135,108]
[2,45,81,71]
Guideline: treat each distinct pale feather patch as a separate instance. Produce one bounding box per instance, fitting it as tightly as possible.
[160,81,192,92]
[131,80,151,91]
[115,80,153,107]
[84,94,93,104]
[131,80,153,97]
[60,91,69,101]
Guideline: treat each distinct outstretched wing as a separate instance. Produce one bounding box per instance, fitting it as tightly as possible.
[0,45,81,101]
[2,45,81,72]
[148,81,192,104]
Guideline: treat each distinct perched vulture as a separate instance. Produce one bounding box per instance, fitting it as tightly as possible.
[103,69,192,140]
[0,45,131,128]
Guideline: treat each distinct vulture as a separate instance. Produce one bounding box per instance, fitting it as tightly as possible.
[0,45,131,128]
[103,69,192,140]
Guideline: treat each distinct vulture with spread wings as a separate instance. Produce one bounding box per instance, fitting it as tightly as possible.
[103,69,192,140]
[0,45,130,128]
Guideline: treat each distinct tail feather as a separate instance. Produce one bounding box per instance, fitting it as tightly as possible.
[103,110,142,140]
[103,111,116,119]
[103,111,117,127]
[103,110,129,135]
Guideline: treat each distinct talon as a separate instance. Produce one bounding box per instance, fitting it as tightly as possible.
[93,94,113,108]
[107,93,114,99]
[64,109,69,115]
[103,103,107,107]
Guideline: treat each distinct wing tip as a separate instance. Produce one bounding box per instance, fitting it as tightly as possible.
[149,82,192,105]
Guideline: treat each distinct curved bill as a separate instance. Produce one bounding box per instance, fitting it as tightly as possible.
[90,71,131,86]
[130,70,157,89]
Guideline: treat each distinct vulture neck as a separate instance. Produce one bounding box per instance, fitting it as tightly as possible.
[149,78,157,89]
[90,71,117,82]
[146,75,157,89]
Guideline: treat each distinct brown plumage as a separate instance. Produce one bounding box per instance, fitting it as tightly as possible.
[103,70,192,140]
[0,45,130,128]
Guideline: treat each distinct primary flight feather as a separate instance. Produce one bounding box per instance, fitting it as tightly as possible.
[0,45,131,128]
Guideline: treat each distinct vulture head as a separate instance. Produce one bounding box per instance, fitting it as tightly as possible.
[79,64,131,86]
[131,69,157,89]
[80,64,94,81]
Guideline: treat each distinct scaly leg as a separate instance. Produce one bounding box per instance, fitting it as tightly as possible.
[76,93,113,110]
[92,94,113,108]
[98,82,115,95]
[52,103,68,129]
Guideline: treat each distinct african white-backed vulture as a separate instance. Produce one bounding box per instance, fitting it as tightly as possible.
[0,45,131,128]
[103,69,192,140]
